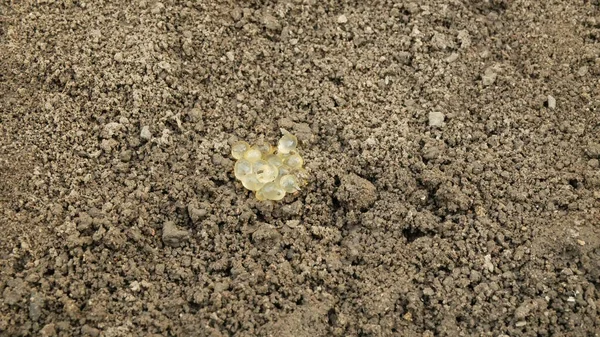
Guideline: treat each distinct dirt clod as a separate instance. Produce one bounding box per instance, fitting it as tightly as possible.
[162,221,189,248]
[335,173,377,210]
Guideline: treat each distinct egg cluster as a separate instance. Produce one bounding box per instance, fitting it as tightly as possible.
[232,129,306,201]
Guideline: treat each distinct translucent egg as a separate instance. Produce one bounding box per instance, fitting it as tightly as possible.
[260,182,286,201]
[277,129,297,154]
[279,174,300,193]
[278,165,292,177]
[284,153,303,169]
[243,147,262,162]
[231,141,250,160]
[265,154,283,168]
[253,160,279,183]
[234,159,253,180]
[241,174,265,191]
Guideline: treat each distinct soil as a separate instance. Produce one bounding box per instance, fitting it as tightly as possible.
[1,1,600,336]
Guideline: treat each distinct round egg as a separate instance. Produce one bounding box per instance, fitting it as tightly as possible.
[279,174,300,193]
[284,153,303,169]
[241,174,265,191]
[234,159,253,180]
[231,141,250,160]
[260,182,286,201]
[277,129,297,154]
[253,160,279,183]
[265,154,283,168]
[243,147,263,163]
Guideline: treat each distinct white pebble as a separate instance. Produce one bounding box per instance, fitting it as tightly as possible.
[140,125,152,141]
[337,15,348,24]
[482,68,497,86]
[428,111,445,127]
[547,95,556,109]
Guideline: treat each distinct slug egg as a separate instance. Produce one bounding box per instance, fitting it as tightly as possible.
[253,160,279,183]
[241,174,265,191]
[265,154,283,168]
[234,159,253,180]
[260,182,286,201]
[278,165,292,177]
[279,174,300,193]
[284,153,304,169]
[243,147,263,162]
[231,141,250,160]
[277,129,298,154]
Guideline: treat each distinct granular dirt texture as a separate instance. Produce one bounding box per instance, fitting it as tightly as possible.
[1,1,600,336]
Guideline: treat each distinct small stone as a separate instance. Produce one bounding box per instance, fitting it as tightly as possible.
[100,139,118,152]
[445,53,459,63]
[40,323,56,337]
[515,321,527,327]
[120,150,132,162]
[431,32,448,50]
[423,287,435,296]
[114,52,124,62]
[226,51,234,61]
[547,95,556,109]
[514,302,533,320]
[140,125,152,141]
[29,292,44,321]
[231,7,242,21]
[162,221,189,248]
[457,29,471,48]
[337,14,348,24]
[482,68,497,86]
[151,2,164,14]
[2,288,21,305]
[428,111,445,127]
[130,281,141,292]
[585,143,600,158]
[577,66,588,77]
[263,13,281,31]
[102,122,123,138]
[81,325,100,337]
[483,254,494,272]
[577,239,586,246]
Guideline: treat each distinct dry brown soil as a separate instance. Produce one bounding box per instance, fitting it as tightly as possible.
[1,0,600,336]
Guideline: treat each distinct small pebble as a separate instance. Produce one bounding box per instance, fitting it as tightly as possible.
[29,292,44,321]
[130,281,141,292]
[428,111,445,127]
[547,95,556,109]
[482,68,497,86]
[40,323,56,337]
[337,14,348,24]
[262,13,281,31]
[140,125,152,141]
[446,52,459,63]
